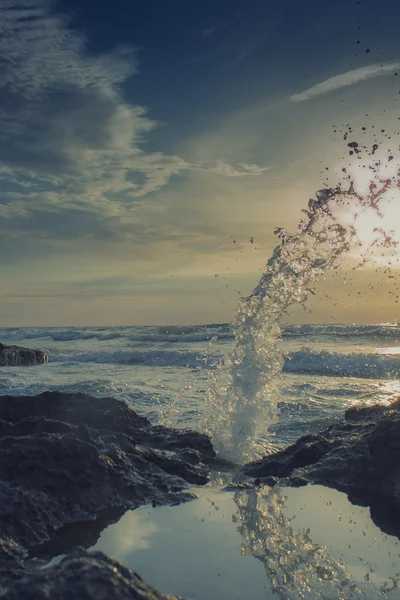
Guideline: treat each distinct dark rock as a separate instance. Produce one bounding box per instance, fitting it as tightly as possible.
[244,399,400,537]
[0,344,47,367]
[30,508,126,562]
[0,548,187,599]
[0,391,215,585]
[222,482,255,492]
[244,433,335,478]
[344,398,400,420]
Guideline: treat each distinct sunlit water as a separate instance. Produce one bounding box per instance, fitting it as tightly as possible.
[1,322,400,454]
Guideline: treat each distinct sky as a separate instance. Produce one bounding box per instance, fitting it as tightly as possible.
[1,0,400,326]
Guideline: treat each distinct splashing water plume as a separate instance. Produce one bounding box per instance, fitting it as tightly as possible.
[202,150,400,463]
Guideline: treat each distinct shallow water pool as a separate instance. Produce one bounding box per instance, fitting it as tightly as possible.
[36,483,400,600]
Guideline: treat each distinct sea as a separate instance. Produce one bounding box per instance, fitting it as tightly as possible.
[8,322,400,600]
[1,322,400,452]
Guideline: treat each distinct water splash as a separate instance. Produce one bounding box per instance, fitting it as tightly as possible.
[202,148,400,463]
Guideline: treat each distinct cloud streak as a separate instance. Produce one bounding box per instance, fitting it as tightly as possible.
[0,0,268,205]
[290,63,400,102]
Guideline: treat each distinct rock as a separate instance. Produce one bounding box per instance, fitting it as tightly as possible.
[0,391,215,584]
[244,399,400,536]
[30,508,126,563]
[0,548,188,599]
[0,344,47,366]
[244,433,335,479]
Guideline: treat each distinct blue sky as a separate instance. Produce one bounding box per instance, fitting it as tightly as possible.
[1,0,400,325]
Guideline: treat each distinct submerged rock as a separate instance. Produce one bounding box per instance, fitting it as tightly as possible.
[0,344,47,366]
[1,549,187,599]
[244,399,400,537]
[0,391,215,588]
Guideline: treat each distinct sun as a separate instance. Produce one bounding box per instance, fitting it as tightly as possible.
[333,151,400,266]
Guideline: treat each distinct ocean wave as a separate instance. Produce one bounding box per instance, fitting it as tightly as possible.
[0,324,233,344]
[0,328,54,341]
[49,348,220,369]
[3,323,399,346]
[283,348,400,379]
[0,328,107,342]
[46,344,400,379]
[51,330,125,342]
[155,323,231,335]
[50,328,232,344]
[282,324,400,340]
[132,332,233,343]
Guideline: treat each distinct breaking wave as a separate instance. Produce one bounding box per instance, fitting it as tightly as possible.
[1,323,400,347]
[45,344,400,380]
[284,348,400,379]
[49,348,220,369]
[283,323,400,341]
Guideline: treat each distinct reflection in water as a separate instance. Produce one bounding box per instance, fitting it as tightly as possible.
[233,485,359,599]
[36,483,400,600]
[31,506,126,562]
[233,484,400,599]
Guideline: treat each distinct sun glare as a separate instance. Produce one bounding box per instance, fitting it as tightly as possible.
[333,151,400,266]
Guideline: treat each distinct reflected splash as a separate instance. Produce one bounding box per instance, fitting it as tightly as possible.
[234,485,358,599]
[34,482,400,600]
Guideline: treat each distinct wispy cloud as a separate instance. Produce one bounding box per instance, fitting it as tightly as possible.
[0,0,267,203]
[0,0,273,326]
[290,63,400,102]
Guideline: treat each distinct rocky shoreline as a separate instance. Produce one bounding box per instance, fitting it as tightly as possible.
[2,549,187,600]
[0,389,399,598]
[0,391,216,598]
[244,399,400,537]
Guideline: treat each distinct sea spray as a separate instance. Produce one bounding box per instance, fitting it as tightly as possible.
[202,155,400,463]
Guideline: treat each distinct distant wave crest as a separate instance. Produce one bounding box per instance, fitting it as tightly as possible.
[1,323,399,345]
[45,344,400,380]
[0,324,233,344]
[49,348,220,369]
[284,348,400,379]
[283,324,400,341]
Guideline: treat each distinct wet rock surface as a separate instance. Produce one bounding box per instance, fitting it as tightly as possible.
[0,344,47,366]
[0,391,214,594]
[244,399,400,536]
[0,549,187,599]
